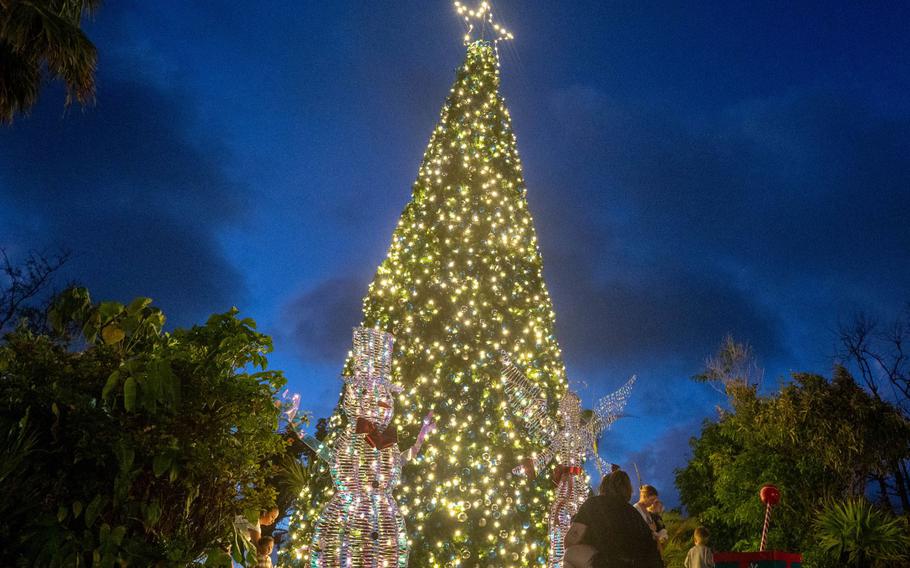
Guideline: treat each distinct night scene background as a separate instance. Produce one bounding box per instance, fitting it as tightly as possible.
[3,1,909,509]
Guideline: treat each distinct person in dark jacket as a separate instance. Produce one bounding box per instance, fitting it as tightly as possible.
[564,470,663,568]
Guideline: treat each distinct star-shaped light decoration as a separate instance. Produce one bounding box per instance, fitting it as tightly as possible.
[454,1,514,45]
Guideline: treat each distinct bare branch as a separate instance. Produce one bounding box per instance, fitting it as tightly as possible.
[837,313,882,399]
[696,334,764,396]
[837,309,910,411]
[0,247,71,331]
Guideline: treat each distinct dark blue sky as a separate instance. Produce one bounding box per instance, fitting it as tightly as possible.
[2,1,909,507]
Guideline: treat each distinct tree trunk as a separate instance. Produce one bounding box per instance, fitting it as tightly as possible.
[876,474,893,512]
[897,459,910,513]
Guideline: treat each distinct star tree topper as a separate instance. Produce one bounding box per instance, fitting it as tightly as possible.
[454,1,514,44]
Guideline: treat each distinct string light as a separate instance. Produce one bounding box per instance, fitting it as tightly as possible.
[283,30,573,568]
[304,328,435,567]
[501,354,636,567]
[454,1,514,45]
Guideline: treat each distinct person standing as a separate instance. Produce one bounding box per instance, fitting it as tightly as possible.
[685,527,715,568]
[563,470,663,568]
[634,485,660,536]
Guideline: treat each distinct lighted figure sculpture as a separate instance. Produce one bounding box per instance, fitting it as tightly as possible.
[302,327,436,568]
[500,352,636,568]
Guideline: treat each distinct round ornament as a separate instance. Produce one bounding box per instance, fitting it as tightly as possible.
[760,484,781,506]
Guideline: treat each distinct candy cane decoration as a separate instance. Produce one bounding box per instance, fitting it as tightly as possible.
[759,484,781,552]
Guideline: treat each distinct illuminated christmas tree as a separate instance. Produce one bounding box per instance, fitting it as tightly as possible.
[283,6,572,567]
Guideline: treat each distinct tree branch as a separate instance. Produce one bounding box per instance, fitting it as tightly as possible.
[0,247,71,331]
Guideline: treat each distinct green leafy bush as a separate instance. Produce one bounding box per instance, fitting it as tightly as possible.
[0,288,287,566]
[813,498,910,567]
[676,364,910,552]
[658,510,701,568]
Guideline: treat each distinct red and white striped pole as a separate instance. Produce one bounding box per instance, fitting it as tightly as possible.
[759,484,781,552]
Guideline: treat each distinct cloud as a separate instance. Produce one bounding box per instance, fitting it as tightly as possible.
[548,252,784,368]
[282,277,367,364]
[0,65,247,326]
[524,85,910,376]
[626,420,703,510]
[550,85,910,284]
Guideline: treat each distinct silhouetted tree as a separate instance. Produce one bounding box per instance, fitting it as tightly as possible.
[0,247,70,332]
[0,0,101,123]
[837,307,910,510]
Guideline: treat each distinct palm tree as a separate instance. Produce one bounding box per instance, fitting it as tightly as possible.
[0,0,101,123]
[815,498,910,567]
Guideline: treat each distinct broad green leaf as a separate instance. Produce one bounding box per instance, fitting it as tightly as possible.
[123,376,137,412]
[148,358,179,408]
[72,500,83,518]
[121,313,141,336]
[113,475,130,504]
[152,453,171,477]
[110,525,126,546]
[102,371,121,400]
[203,548,231,567]
[147,309,166,333]
[98,301,125,322]
[146,365,161,402]
[85,494,104,527]
[114,440,135,472]
[82,310,101,342]
[127,297,152,313]
[101,324,125,345]
[143,500,161,527]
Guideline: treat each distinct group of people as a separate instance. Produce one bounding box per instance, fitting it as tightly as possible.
[233,475,716,568]
[234,506,279,567]
[563,469,715,568]
[234,466,714,568]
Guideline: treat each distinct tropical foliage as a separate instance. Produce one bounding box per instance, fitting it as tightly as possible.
[0,0,100,123]
[812,498,910,567]
[677,338,910,560]
[0,287,287,566]
[656,510,701,568]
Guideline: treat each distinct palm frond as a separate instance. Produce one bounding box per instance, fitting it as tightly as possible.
[2,0,97,105]
[0,39,40,122]
[814,498,910,565]
[0,0,98,121]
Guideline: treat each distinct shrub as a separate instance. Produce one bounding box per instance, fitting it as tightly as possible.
[814,498,910,567]
[0,288,287,566]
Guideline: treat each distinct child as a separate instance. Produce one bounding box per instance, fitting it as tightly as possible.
[256,536,274,568]
[685,526,714,568]
[634,485,659,532]
[648,499,669,545]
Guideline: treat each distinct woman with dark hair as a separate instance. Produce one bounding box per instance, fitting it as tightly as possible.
[564,470,663,568]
